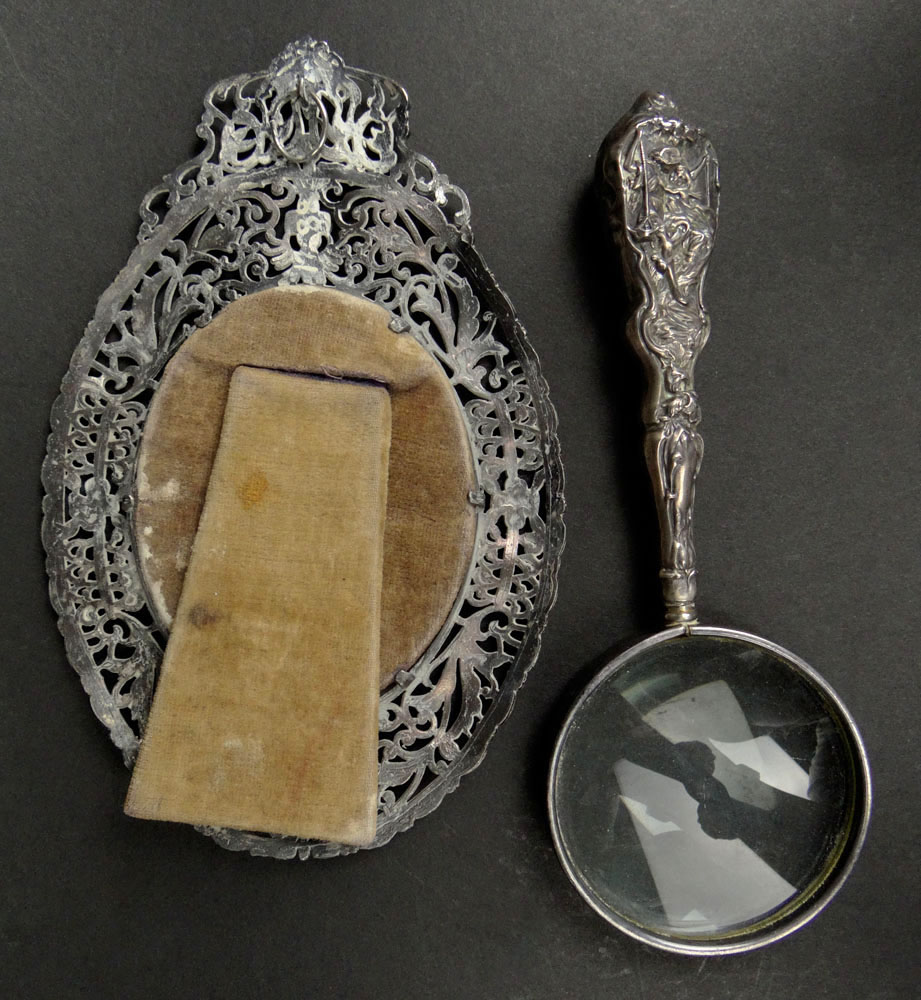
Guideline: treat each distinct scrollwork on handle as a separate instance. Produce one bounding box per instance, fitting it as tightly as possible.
[598,93,720,626]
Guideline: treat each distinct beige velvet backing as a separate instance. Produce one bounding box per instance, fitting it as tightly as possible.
[125,368,389,844]
[135,285,477,687]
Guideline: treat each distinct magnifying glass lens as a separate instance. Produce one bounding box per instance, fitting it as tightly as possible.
[550,631,867,950]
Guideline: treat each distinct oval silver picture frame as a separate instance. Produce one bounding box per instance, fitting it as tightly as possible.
[42,38,564,859]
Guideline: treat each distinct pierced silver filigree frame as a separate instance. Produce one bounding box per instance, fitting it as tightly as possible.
[41,39,564,859]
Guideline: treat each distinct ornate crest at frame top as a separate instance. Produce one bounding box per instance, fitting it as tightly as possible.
[42,39,564,859]
[140,38,469,245]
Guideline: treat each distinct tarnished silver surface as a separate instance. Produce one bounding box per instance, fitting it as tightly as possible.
[41,38,564,859]
[598,93,718,626]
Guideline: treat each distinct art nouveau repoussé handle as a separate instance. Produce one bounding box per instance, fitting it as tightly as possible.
[597,93,720,627]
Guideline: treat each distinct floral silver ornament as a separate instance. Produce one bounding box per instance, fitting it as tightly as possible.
[42,38,564,858]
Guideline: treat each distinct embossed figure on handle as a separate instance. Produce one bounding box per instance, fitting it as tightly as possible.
[598,93,719,625]
[550,94,869,956]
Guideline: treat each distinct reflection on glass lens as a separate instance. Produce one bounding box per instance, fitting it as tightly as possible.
[552,634,862,943]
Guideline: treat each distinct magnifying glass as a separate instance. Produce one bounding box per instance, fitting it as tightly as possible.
[548,93,871,955]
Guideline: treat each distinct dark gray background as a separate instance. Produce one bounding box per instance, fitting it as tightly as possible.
[2,2,918,997]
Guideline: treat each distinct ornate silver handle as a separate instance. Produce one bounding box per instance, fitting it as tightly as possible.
[598,93,720,626]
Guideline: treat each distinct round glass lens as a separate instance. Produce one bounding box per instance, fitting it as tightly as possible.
[551,632,864,946]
